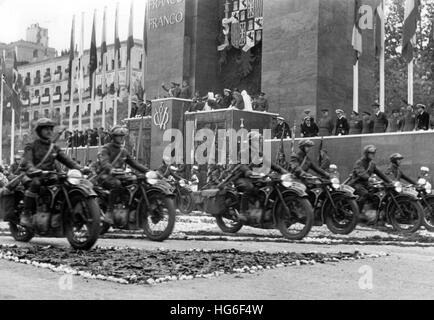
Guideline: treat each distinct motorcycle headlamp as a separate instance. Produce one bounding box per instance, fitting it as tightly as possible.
[331,177,341,190]
[281,174,293,188]
[394,181,403,193]
[418,178,427,186]
[67,170,83,186]
[146,171,159,185]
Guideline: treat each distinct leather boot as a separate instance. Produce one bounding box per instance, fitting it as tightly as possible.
[21,195,36,228]
[104,191,116,225]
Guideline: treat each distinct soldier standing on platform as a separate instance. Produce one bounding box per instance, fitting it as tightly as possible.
[387,109,403,133]
[335,109,349,136]
[362,111,374,134]
[273,117,292,139]
[401,105,416,132]
[300,117,319,138]
[231,88,245,110]
[372,103,388,133]
[415,104,430,131]
[349,111,363,135]
[318,109,334,136]
[180,80,191,99]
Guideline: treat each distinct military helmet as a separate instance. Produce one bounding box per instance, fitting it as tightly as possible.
[110,125,129,137]
[35,118,56,131]
[390,153,404,162]
[299,140,315,149]
[363,145,377,155]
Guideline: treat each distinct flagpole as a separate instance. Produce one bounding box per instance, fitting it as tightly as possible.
[408,58,414,105]
[353,61,359,113]
[379,5,385,113]
[10,106,15,164]
[90,75,95,130]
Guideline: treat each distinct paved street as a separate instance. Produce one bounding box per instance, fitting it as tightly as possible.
[1,217,434,300]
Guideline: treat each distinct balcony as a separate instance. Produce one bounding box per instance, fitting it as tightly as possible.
[53,73,62,82]
[43,74,52,83]
[20,98,30,106]
[41,95,50,104]
[31,96,40,106]
[53,93,62,103]
[33,77,41,85]
[24,78,31,86]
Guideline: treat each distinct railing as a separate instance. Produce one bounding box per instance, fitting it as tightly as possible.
[53,94,62,103]
[43,74,51,83]
[31,96,40,105]
[24,78,31,86]
[41,95,50,104]
[33,77,41,85]
[20,99,30,106]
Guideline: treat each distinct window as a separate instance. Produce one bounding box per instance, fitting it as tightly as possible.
[55,86,61,94]
[33,50,38,58]
[34,111,39,120]
[34,89,40,97]
[44,88,50,96]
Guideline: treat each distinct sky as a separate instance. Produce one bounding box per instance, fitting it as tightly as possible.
[0,0,147,52]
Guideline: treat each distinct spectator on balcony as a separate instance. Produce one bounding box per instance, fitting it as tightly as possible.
[189,92,205,112]
[78,130,86,147]
[349,111,363,135]
[335,109,349,136]
[231,88,244,110]
[214,94,226,110]
[180,80,191,99]
[162,82,181,98]
[372,103,388,133]
[241,90,253,111]
[387,109,403,133]
[301,116,319,138]
[318,109,334,137]
[401,105,416,132]
[203,93,216,111]
[252,92,269,112]
[222,89,232,109]
[416,104,430,131]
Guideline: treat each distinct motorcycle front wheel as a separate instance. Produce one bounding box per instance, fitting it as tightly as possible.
[9,223,34,243]
[142,194,176,242]
[421,196,434,232]
[325,195,359,235]
[388,198,423,234]
[215,192,243,233]
[276,196,314,241]
[64,196,101,251]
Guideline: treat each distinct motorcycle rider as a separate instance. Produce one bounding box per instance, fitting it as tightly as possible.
[97,125,149,225]
[233,132,288,222]
[9,155,22,177]
[20,118,87,228]
[348,145,392,211]
[289,140,331,181]
[385,153,417,185]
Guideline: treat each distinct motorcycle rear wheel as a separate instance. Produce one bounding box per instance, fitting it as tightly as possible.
[178,189,194,215]
[276,197,314,241]
[388,198,423,234]
[421,196,434,232]
[325,196,359,235]
[64,196,101,251]
[142,194,176,242]
[215,191,243,233]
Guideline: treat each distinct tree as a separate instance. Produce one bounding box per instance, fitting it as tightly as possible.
[383,0,434,111]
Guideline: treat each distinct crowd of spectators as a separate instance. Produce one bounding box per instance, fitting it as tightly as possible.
[66,127,112,148]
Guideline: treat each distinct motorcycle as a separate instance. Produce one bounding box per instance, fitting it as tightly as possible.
[359,179,424,234]
[409,178,434,232]
[304,176,359,235]
[94,169,177,242]
[202,166,314,240]
[3,170,101,250]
